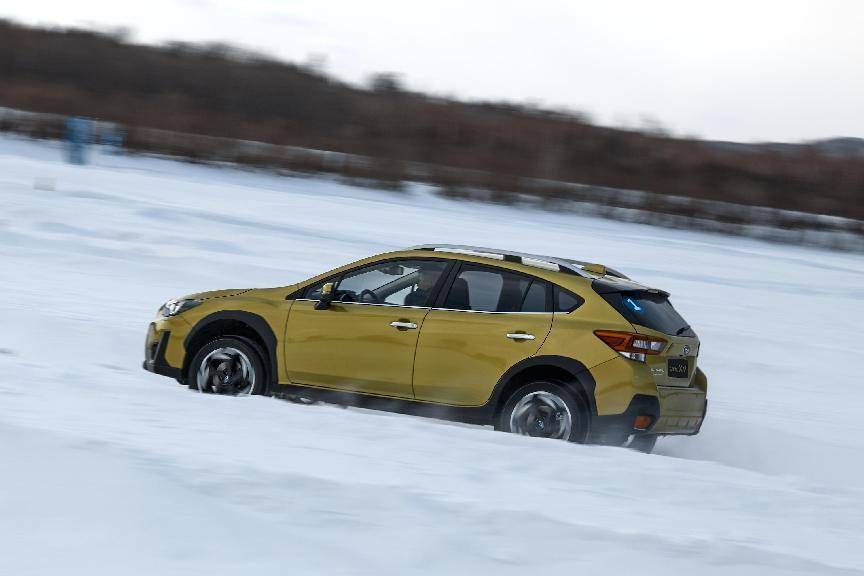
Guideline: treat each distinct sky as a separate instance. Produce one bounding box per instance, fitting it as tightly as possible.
[4,0,863,142]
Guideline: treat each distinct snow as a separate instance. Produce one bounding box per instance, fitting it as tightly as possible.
[1,135,863,575]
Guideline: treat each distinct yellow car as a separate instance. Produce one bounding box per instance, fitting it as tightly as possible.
[144,245,707,452]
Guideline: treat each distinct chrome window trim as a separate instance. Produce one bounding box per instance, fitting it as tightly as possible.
[292,298,552,315]
[429,307,552,315]
[293,298,431,310]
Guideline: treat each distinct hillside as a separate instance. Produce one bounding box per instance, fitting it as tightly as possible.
[1,19,862,221]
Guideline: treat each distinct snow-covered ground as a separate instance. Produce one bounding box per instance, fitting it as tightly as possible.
[1,135,863,575]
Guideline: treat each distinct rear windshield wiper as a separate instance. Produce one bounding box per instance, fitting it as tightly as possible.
[675,325,691,336]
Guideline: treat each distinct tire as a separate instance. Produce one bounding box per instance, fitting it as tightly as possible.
[187,336,268,396]
[627,435,657,454]
[497,380,590,443]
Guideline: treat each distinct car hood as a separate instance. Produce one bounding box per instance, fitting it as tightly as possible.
[182,288,253,301]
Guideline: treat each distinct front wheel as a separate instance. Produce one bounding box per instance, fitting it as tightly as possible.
[187,337,266,396]
[497,381,589,443]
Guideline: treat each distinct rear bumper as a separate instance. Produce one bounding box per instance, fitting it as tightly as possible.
[651,385,707,435]
[589,357,708,443]
[590,388,706,443]
[590,394,661,444]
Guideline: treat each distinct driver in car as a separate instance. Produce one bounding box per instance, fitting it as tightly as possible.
[404,268,438,307]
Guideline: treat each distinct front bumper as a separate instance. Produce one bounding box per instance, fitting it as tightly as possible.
[143,324,182,379]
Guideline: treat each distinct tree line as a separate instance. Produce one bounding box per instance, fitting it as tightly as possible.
[0,19,861,220]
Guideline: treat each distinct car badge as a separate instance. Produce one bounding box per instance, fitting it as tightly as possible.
[683,345,691,355]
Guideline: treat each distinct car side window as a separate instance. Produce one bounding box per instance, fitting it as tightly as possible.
[521,279,549,312]
[443,264,549,312]
[334,259,448,306]
[555,287,584,313]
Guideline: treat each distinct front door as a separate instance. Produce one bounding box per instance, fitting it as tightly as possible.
[284,259,450,398]
[413,263,554,406]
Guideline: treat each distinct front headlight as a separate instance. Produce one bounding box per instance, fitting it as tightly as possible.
[161,298,202,317]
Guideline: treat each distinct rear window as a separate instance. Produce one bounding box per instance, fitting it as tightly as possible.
[601,291,694,336]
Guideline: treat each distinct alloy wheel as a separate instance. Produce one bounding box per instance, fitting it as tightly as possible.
[196,347,256,395]
[509,391,573,440]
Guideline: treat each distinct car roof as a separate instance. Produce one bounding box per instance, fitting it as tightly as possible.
[285,246,654,296]
[406,244,632,281]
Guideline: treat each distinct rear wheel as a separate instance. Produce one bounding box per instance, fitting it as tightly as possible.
[187,337,267,396]
[497,380,589,443]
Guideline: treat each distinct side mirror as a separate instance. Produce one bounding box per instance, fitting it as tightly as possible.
[314,282,335,310]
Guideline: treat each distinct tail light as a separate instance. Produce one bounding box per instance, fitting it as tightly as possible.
[633,415,654,430]
[594,330,667,362]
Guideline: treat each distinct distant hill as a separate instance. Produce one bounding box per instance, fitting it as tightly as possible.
[811,137,864,157]
[707,137,864,158]
[0,19,862,220]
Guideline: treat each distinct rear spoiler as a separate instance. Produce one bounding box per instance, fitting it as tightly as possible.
[566,261,630,280]
[592,277,670,298]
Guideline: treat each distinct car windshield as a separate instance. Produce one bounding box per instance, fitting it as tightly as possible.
[601,291,694,336]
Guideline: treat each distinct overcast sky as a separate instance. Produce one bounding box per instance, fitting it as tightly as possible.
[5,0,863,142]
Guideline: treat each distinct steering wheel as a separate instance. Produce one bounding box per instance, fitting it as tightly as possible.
[359,289,381,304]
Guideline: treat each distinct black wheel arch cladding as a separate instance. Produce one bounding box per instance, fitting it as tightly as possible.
[183,310,278,386]
[489,355,597,417]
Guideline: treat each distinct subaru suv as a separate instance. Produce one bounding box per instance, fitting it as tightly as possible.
[143,245,707,452]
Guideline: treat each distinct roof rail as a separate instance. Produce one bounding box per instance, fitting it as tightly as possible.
[408,244,629,279]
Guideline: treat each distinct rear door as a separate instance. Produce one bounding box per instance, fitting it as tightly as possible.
[412,263,553,406]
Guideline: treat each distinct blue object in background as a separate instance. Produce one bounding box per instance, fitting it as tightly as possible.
[100,123,125,154]
[64,116,92,164]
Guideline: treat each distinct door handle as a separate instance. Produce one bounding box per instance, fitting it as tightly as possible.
[506,333,536,341]
[390,321,418,330]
